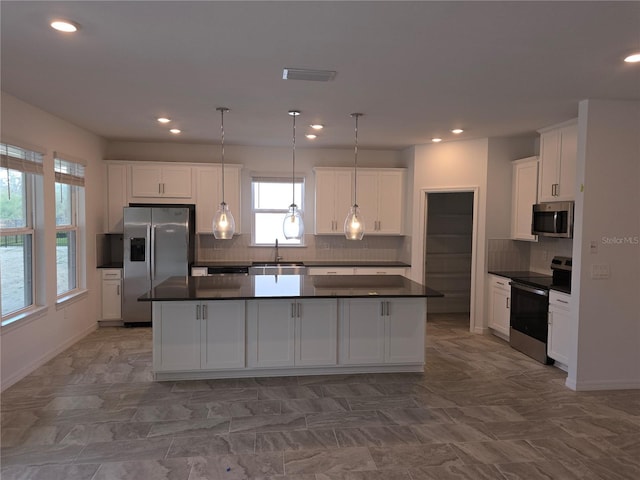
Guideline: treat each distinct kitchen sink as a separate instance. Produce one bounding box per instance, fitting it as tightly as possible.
[249,261,306,275]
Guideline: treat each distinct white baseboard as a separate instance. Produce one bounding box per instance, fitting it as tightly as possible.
[565,376,640,391]
[1,322,97,392]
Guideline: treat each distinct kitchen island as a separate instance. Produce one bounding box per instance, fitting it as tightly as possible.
[140,275,442,381]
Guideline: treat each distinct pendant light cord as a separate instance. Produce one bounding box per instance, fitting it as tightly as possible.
[218,107,228,204]
[291,112,296,206]
[351,113,361,206]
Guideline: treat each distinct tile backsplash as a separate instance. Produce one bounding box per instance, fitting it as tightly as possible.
[197,234,409,263]
[487,237,573,273]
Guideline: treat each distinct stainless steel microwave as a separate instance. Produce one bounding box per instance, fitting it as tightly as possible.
[532,201,574,238]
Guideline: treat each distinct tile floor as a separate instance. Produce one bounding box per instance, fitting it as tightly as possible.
[1,313,639,479]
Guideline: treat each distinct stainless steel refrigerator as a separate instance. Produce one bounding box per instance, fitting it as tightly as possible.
[123,206,194,326]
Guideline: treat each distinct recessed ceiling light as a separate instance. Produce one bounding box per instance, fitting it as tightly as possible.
[157,117,171,124]
[310,124,324,130]
[305,134,317,140]
[624,53,640,63]
[451,128,464,134]
[432,138,442,143]
[169,129,181,134]
[50,20,80,33]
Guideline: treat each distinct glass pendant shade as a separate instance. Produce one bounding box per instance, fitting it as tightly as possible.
[212,106,235,239]
[344,112,365,240]
[283,204,304,239]
[344,204,365,240]
[212,202,235,239]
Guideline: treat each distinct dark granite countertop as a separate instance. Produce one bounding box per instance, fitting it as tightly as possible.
[192,261,410,268]
[139,275,442,301]
[488,270,571,295]
[97,263,123,269]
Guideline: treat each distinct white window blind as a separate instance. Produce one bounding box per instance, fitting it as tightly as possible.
[0,143,44,175]
[54,153,85,187]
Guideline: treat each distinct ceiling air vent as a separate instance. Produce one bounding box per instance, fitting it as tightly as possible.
[282,68,336,82]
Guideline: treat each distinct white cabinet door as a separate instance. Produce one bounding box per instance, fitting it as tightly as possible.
[556,123,577,201]
[339,299,385,365]
[511,157,538,241]
[106,163,128,233]
[201,300,245,370]
[376,170,404,234]
[194,165,241,234]
[296,299,337,366]
[247,300,296,367]
[314,169,353,234]
[356,170,379,235]
[354,267,407,276]
[385,298,425,363]
[130,164,192,198]
[101,269,122,320]
[488,275,510,338]
[538,121,577,202]
[548,292,572,365]
[153,302,200,371]
[162,166,192,198]
[307,267,356,276]
[131,165,164,197]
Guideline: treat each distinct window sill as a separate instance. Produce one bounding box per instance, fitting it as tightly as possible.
[56,289,88,309]
[1,305,49,332]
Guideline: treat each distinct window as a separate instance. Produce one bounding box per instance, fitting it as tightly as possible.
[252,177,304,245]
[54,155,85,298]
[0,143,42,319]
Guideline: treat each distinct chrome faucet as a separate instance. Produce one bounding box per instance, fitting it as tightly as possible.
[274,238,283,263]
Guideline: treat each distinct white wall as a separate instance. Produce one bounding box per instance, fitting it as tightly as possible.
[567,99,640,390]
[409,138,489,333]
[1,92,106,390]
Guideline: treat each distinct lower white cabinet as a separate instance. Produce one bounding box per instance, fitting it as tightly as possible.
[101,269,122,320]
[488,274,511,339]
[307,267,407,277]
[548,291,572,366]
[339,298,425,365]
[153,300,245,371]
[247,299,337,368]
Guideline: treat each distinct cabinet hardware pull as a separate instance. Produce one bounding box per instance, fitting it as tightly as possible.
[497,281,504,286]
[162,183,165,194]
[386,302,390,316]
[506,298,509,309]
[116,285,120,296]
[196,305,201,320]
[158,183,161,194]
[203,304,208,319]
[291,303,296,318]
[557,299,569,304]
[297,303,301,318]
[380,302,384,316]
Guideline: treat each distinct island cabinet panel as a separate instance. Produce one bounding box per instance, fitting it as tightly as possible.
[153,302,201,371]
[153,300,245,372]
[385,298,426,364]
[295,299,338,366]
[338,299,386,365]
[247,301,296,367]
[201,301,246,370]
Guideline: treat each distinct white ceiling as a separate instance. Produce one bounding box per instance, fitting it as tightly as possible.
[2,1,639,150]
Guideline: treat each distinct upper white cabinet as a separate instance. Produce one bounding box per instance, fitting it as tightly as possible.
[194,165,242,234]
[314,168,353,234]
[314,167,405,236]
[130,164,192,198]
[538,120,577,202]
[106,163,128,233]
[355,169,406,235]
[511,156,538,241]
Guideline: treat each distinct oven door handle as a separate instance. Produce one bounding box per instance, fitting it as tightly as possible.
[509,282,549,297]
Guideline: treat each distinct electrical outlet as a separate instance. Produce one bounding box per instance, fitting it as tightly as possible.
[591,264,610,279]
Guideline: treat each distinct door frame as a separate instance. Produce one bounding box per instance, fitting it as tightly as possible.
[416,187,480,333]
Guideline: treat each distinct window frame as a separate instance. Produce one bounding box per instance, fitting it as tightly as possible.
[0,142,42,323]
[54,181,79,298]
[251,176,305,246]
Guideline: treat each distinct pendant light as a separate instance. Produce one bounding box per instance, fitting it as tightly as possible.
[283,110,304,240]
[344,113,365,240]
[212,107,236,239]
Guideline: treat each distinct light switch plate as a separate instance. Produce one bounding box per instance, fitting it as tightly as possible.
[591,264,610,279]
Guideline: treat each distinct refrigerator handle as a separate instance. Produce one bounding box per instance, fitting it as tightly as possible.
[149,225,155,282]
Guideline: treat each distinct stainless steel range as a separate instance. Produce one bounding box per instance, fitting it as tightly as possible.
[509,256,572,364]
